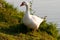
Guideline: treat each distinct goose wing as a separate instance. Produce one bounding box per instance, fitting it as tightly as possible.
[31,15,44,24]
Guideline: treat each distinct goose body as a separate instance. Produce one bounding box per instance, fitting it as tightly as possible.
[20,1,44,30]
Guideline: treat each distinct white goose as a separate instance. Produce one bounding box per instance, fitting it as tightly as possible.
[20,1,46,31]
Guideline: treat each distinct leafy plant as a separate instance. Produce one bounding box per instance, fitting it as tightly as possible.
[39,20,58,38]
[0,0,59,40]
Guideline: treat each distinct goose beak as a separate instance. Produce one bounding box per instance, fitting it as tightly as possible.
[20,3,24,7]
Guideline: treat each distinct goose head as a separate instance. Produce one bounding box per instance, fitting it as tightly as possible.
[20,1,29,6]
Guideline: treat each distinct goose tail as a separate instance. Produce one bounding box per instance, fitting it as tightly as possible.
[44,16,47,19]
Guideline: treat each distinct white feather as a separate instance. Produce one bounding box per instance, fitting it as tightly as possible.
[21,1,44,29]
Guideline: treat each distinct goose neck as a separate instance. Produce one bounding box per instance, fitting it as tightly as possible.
[26,5,30,15]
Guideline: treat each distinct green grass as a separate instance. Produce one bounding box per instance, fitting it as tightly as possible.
[0,0,59,40]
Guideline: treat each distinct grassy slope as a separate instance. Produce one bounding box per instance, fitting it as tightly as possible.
[0,0,58,40]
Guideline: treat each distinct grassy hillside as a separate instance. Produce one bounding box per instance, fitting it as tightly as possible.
[0,0,59,40]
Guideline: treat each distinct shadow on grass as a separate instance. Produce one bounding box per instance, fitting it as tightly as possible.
[0,23,31,35]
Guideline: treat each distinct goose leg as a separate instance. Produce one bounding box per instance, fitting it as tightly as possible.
[30,27,38,37]
[32,27,37,33]
[34,28,37,32]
